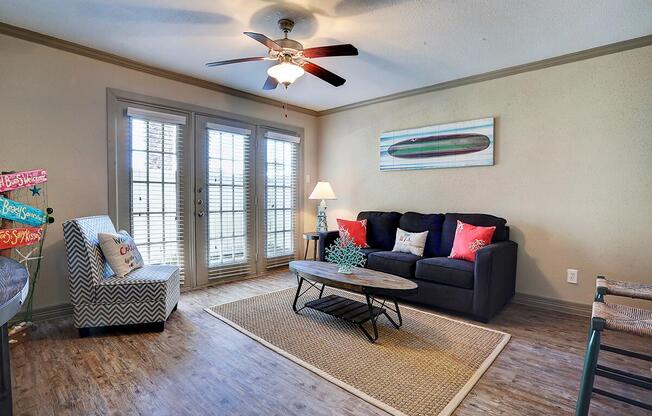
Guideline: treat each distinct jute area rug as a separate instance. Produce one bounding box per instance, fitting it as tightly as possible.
[205,287,510,416]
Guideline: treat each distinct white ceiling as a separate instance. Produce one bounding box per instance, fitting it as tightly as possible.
[2,0,651,111]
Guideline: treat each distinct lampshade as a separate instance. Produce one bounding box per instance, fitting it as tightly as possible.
[267,62,304,85]
[309,182,336,200]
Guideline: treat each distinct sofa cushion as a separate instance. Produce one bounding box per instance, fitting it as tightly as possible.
[441,213,508,256]
[366,251,421,279]
[399,212,445,257]
[357,211,402,250]
[95,265,178,304]
[415,257,475,289]
[360,247,384,259]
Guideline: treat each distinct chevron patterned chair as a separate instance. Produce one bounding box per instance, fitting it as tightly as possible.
[63,215,180,337]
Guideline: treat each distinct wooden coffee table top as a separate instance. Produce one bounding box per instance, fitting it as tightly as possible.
[289,260,418,295]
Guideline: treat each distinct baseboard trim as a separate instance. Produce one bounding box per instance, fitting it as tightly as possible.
[10,303,74,324]
[512,293,592,317]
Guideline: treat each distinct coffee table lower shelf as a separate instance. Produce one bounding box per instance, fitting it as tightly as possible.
[303,294,396,342]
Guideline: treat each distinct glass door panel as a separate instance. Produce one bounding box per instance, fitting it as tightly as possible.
[261,130,300,269]
[123,107,190,288]
[195,116,255,285]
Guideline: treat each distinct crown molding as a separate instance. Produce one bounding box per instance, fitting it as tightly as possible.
[318,34,652,116]
[2,21,650,118]
[0,22,319,117]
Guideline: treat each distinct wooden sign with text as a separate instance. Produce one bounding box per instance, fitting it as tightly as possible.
[0,197,47,227]
[0,227,43,250]
[0,169,48,193]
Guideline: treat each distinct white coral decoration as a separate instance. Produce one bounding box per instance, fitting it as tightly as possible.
[468,239,487,252]
[325,231,366,274]
[456,221,465,232]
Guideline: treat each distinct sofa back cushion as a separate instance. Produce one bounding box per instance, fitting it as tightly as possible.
[357,211,402,250]
[399,212,445,257]
[440,213,508,256]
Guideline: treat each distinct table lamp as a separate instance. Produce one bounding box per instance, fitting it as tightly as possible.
[309,182,336,232]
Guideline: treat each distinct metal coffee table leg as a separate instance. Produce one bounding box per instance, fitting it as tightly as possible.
[292,275,325,313]
[360,294,379,342]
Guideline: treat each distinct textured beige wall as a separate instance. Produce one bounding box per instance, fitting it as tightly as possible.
[0,34,318,310]
[317,46,652,305]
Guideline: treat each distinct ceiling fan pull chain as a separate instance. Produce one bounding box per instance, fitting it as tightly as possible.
[282,85,288,119]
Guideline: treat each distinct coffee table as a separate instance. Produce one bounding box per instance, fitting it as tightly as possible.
[289,260,418,342]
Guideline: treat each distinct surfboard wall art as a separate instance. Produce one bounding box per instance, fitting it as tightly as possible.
[379,117,494,171]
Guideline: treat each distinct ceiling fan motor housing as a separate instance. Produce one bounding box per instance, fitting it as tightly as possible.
[278,18,295,34]
[274,38,303,52]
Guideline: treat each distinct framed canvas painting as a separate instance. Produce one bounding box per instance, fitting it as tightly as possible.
[379,117,494,171]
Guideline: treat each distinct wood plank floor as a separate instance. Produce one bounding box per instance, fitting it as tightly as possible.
[11,271,651,416]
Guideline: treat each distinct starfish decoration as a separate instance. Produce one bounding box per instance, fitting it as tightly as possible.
[29,186,41,196]
[15,247,43,276]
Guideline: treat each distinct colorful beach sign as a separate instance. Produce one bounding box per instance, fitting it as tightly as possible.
[0,197,48,226]
[0,169,48,193]
[380,118,494,171]
[0,227,43,250]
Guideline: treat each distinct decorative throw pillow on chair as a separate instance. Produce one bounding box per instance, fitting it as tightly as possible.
[98,230,144,277]
[449,220,496,262]
[392,228,429,256]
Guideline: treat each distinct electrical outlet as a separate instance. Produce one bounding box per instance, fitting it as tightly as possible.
[567,269,578,284]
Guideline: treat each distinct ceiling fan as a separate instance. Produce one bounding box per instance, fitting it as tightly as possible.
[205,18,358,90]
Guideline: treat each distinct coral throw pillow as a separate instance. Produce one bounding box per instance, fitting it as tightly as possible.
[393,228,429,256]
[337,219,369,248]
[98,230,144,277]
[449,220,496,262]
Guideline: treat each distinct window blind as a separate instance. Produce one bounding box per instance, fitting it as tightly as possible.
[205,126,254,279]
[264,131,300,269]
[128,110,186,280]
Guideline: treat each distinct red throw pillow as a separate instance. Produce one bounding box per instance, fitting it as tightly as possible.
[449,220,496,262]
[337,218,369,248]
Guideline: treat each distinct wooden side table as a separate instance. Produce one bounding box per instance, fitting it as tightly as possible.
[302,232,320,260]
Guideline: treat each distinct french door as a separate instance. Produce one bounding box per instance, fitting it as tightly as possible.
[194,117,256,285]
[193,117,300,286]
[115,101,301,289]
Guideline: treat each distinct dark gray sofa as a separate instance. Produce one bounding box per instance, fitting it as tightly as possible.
[318,211,518,322]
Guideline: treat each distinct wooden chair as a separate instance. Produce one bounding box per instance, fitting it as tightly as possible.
[575,276,652,415]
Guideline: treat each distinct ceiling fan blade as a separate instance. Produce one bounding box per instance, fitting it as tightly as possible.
[206,57,267,67]
[302,62,346,87]
[244,32,283,51]
[303,44,358,58]
[262,76,279,90]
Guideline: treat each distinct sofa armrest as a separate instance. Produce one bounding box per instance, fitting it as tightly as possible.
[472,240,518,322]
[317,231,340,261]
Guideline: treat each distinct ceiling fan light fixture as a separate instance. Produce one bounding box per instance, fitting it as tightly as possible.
[267,62,304,86]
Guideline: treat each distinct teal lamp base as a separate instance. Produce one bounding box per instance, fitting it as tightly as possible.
[316,200,328,232]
